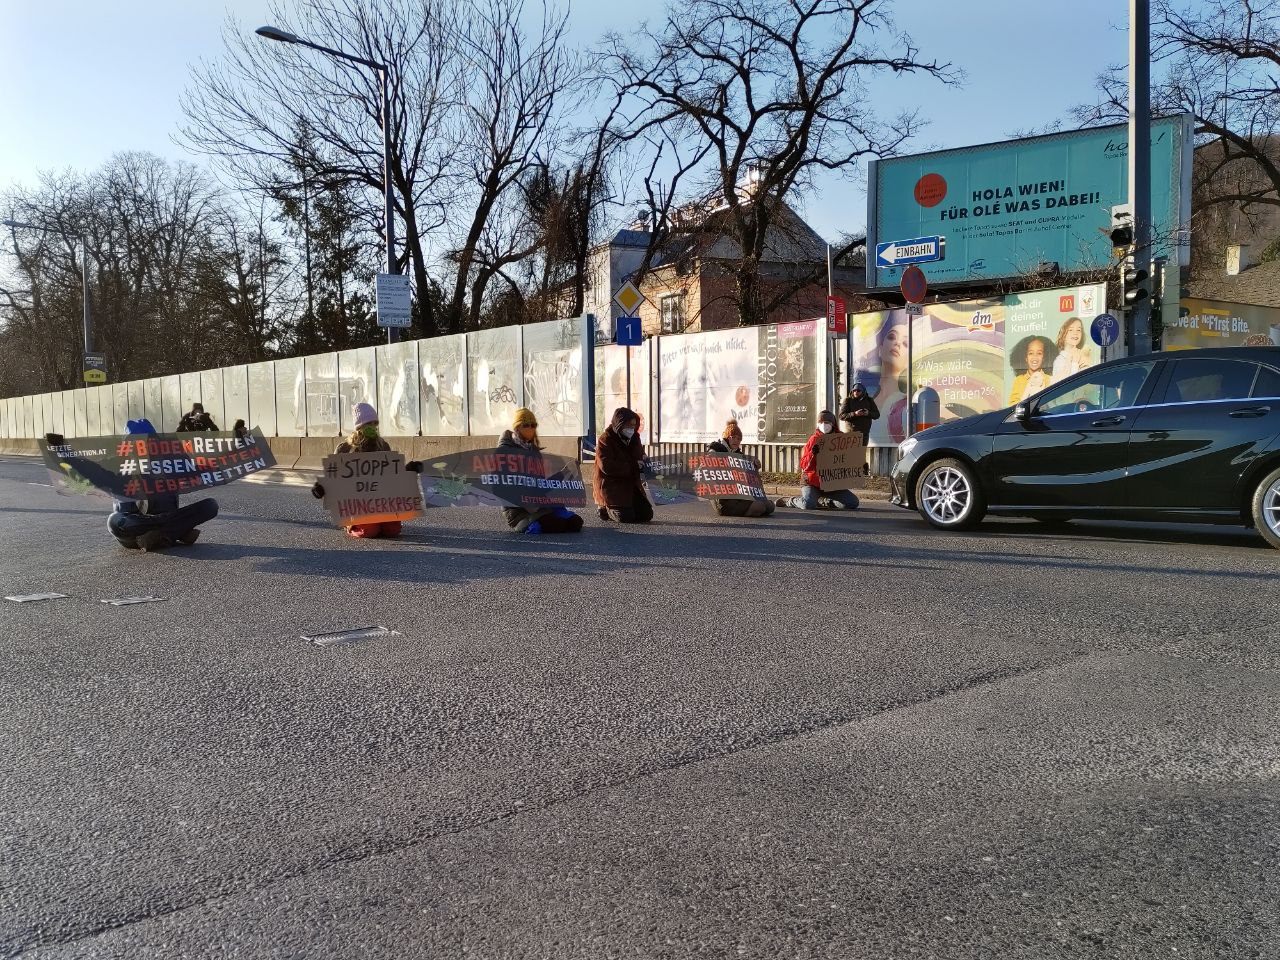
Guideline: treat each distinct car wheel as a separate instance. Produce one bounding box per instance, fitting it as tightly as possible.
[915,457,986,531]
[1251,466,1280,551]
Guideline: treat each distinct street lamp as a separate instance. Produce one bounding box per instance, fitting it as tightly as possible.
[255,25,400,345]
[2,218,94,357]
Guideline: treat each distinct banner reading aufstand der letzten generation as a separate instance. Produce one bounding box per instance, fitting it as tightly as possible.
[866,116,1193,290]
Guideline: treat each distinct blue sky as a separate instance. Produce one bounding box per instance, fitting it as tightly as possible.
[0,0,1133,242]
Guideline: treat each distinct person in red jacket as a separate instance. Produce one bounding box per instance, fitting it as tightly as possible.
[776,410,860,511]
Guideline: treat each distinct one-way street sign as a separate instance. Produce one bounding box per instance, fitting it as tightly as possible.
[876,236,945,268]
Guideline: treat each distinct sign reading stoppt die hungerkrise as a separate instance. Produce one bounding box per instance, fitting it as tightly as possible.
[320,450,425,527]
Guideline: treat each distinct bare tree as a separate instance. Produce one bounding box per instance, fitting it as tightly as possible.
[445,0,581,331]
[180,0,458,336]
[604,0,956,327]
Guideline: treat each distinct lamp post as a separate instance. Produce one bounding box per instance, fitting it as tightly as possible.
[2,218,94,358]
[255,25,399,345]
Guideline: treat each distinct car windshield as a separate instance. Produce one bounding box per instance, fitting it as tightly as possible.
[1036,362,1157,416]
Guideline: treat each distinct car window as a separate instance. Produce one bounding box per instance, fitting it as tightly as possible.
[1254,364,1280,400]
[1160,358,1257,404]
[1036,362,1157,416]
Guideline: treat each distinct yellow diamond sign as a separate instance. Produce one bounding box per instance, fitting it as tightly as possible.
[612,280,645,316]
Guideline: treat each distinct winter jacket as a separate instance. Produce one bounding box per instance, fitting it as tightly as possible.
[838,393,880,438]
[177,411,219,432]
[799,429,828,489]
[594,408,645,508]
[335,435,392,455]
[496,429,554,529]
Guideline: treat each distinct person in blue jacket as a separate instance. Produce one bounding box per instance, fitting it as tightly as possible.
[107,418,219,551]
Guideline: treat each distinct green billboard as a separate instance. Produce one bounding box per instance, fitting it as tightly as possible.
[867,116,1193,289]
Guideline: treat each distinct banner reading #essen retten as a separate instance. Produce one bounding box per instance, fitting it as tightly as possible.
[42,430,276,499]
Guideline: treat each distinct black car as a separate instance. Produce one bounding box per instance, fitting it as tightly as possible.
[890,347,1280,549]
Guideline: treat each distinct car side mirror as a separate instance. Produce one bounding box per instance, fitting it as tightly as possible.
[1014,402,1031,423]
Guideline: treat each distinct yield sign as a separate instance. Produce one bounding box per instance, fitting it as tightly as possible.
[613,280,646,316]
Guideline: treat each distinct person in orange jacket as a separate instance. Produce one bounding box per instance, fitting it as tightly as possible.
[775,410,860,511]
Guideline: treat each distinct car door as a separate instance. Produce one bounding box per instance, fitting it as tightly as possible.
[988,360,1161,511]
[1126,357,1280,514]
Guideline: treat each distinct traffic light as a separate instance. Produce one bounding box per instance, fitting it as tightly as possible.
[1123,259,1150,306]
[1109,204,1134,250]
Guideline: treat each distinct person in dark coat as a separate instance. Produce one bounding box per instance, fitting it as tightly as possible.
[705,419,774,518]
[593,406,653,524]
[497,407,584,534]
[177,402,219,432]
[838,382,880,447]
[107,418,219,550]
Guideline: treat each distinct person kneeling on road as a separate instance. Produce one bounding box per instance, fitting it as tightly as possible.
[594,407,653,524]
[310,402,422,539]
[498,408,584,534]
[776,410,860,511]
[106,419,219,551]
[706,420,774,518]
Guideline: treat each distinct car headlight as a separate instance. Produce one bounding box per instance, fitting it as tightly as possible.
[898,436,919,458]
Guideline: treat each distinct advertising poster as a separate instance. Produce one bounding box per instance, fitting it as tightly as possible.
[757,320,820,443]
[911,298,1006,424]
[1003,284,1105,402]
[320,450,425,527]
[1165,299,1280,351]
[869,115,1192,287]
[657,334,707,443]
[467,327,522,435]
[595,344,652,437]
[420,333,468,437]
[851,310,908,447]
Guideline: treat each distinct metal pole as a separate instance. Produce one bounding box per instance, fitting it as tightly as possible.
[625,344,632,409]
[380,67,398,346]
[907,311,915,437]
[1128,0,1152,355]
[79,237,93,355]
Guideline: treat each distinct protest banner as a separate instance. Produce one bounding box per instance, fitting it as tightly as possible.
[418,447,587,509]
[814,433,866,492]
[642,451,768,505]
[320,450,425,526]
[42,430,276,499]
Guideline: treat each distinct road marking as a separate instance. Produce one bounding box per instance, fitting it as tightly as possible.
[5,592,68,603]
[101,596,168,606]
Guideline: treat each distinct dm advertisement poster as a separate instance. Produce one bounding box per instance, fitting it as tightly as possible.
[869,116,1192,288]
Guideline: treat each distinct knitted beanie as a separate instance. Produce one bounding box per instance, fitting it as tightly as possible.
[353,402,378,428]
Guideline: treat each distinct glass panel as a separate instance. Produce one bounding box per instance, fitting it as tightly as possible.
[96,386,114,434]
[420,333,468,436]
[84,387,102,435]
[1163,358,1257,404]
[522,317,584,436]
[161,375,182,432]
[224,365,250,431]
[180,371,202,419]
[246,362,276,436]
[200,369,226,428]
[1253,364,1280,400]
[376,340,420,436]
[113,384,129,431]
[62,392,77,438]
[127,380,146,422]
[304,352,340,437]
[337,346,377,434]
[274,357,306,437]
[467,327,521,435]
[144,378,164,425]
[32,394,46,439]
[1037,362,1157,416]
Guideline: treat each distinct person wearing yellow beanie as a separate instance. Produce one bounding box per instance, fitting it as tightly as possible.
[496,408,584,534]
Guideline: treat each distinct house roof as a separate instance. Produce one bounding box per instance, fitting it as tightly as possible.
[1186,259,1280,308]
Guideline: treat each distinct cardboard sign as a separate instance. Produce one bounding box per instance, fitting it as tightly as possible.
[815,433,866,491]
[320,451,425,527]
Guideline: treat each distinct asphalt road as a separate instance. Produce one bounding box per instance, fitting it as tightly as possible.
[1,455,1277,959]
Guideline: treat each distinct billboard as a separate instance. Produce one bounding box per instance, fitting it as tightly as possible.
[867,116,1193,289]
[1165,299,1280,351]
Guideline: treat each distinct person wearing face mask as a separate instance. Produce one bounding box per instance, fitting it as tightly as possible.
[705,420,774,518]
[776,410,861,511]
[593,406,653,524]
[497,407,585,534]
[310,402,422,538]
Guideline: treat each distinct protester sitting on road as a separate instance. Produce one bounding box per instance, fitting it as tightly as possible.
[776,410,860,511]
[594,406,653,524]
[705,420,774,518]
[177,402,219,432]
[107,418,219,551]
[498,407,584,534]
[310,402,422,539]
